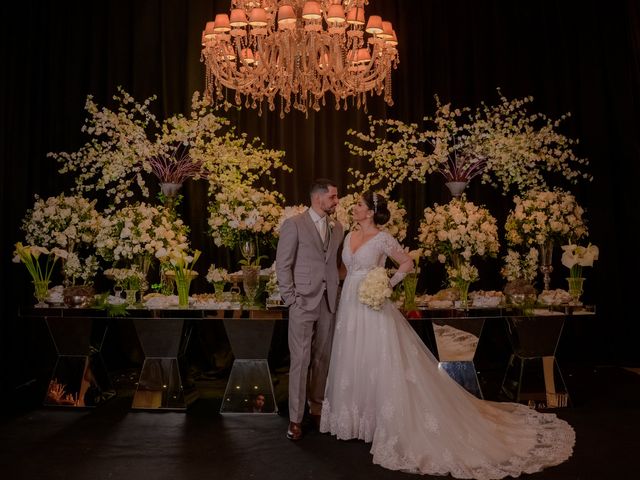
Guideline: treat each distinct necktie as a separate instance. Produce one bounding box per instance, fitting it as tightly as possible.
[322,217,330,249]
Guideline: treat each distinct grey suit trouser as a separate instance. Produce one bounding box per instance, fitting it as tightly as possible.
[288,293,335,423]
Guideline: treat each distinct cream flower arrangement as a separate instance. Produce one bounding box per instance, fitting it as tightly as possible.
[346,91,591,195]
[504,189,588,247]
[335,193,408,241]
[50,88,289,208]
[21,194,102,252]
[206,265,230,284]
[358,267,393,311]
[501,247,540,282]
[63,253,100,286]
[95,202,189,269]
[207,184,284,249]
[417,197,500,266]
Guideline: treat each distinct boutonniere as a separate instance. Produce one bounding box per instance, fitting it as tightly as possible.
[328,218,336,230]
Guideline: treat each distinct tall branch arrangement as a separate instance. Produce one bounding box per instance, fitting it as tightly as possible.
[346,90,592,195]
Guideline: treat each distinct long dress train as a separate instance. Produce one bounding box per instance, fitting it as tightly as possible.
[320,231,575,479]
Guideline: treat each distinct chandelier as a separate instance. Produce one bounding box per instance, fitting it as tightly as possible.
[200,1,399,117]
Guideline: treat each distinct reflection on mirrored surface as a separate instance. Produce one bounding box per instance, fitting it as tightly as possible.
[220,359,277,414]
[431,318,485,398]
[501,315,570,407]
[44,318,115,407]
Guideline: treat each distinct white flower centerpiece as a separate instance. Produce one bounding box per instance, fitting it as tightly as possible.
[358,267,393,311]
[417,197,500,306]
[346,91,591,197]
[505,189,588,290]
[13,243,67,306]
[206,265,230,297]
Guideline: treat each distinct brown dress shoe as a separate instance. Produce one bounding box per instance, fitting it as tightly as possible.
[286,421,303,441]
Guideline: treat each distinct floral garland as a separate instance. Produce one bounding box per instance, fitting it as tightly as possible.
[335,193,408,241]
[95,202,189,267]
[207,184,284,249]
[21,193,102,253]
[358,266,393,310]
[346,91,591,195]
[504,189,588,247]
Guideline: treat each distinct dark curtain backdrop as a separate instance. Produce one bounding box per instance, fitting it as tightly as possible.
[2,1,639,397]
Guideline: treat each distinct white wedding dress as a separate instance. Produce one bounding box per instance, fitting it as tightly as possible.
[320,231,575,479]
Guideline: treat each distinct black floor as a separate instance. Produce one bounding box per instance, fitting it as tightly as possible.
[1,365,639,480]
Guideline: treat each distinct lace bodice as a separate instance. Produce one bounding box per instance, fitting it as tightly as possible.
[342,231,403,275]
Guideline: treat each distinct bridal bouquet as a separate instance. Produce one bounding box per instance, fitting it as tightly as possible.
[358,267,393,310]
[505,189,588,247]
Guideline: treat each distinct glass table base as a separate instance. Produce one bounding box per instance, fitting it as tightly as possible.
[220,359,278,414]
[439,361,484,399]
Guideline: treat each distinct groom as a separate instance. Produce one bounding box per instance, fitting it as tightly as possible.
[276,178,343,441]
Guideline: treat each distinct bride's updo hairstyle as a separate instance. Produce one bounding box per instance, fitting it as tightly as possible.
[362,191,391,226]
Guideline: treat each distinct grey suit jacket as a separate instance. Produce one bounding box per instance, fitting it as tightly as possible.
[276,210,344,313]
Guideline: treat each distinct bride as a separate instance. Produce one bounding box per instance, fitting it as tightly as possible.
[320,191,575,479]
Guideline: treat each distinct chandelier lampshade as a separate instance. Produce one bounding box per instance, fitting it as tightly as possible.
[201,0,399,117]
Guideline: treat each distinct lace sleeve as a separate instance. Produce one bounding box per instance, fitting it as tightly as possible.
[379,231,404,258]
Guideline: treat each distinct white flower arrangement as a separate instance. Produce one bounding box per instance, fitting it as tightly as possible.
[418,197,500,264]
[63,253,100,286]
[346,91,591,195]
[206,265,230,284]
[49,88,290,208]
[104,266,146,290]
[501,247,539,282]
[13,242,67,284]
[335,192,408,241]
[21,193,102,252]
[358,267,393,311]
[561,243,599,278]
[95,202,189,267]
[207,184,284,248]
[505,189,588,247]
[446,262,479,285]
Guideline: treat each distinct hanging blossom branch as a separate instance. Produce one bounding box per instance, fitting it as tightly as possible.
[347,90,592,195]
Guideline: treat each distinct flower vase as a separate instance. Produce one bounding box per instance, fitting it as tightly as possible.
[214,282,225,299]
[566,277,585,304]
[241,265,260,307]
[160,182,183,198]
[538,239,554,291]
[125,289,138,306]
[456,279,471,309]
[174,275,194,308]
[33,280,50,308]
[445,181,468,198]
[402,273,418,310]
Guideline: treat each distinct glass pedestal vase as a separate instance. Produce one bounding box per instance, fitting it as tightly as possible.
[174,274,196,308]
[402,273,418,311]
[445,181,468,198]
[241,266,260,307]
[125,289,138,306]
[214,282,226,299]
[33,279,50,308]
[538,239,554,291]
[566,277,585,304]
[456,280,471,309]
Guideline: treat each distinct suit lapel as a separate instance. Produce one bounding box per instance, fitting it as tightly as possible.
[302,210,325,254]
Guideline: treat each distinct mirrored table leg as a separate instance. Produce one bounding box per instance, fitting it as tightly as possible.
[44,317,115,407]
[132,318,198,410]
[432,318,485,398]
[501,314,570,408]
[220,318,278,414]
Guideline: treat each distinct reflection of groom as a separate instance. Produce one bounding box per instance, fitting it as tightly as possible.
[276,179,343,441]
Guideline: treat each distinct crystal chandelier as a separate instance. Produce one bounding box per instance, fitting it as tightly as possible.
[201,1,399,117]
